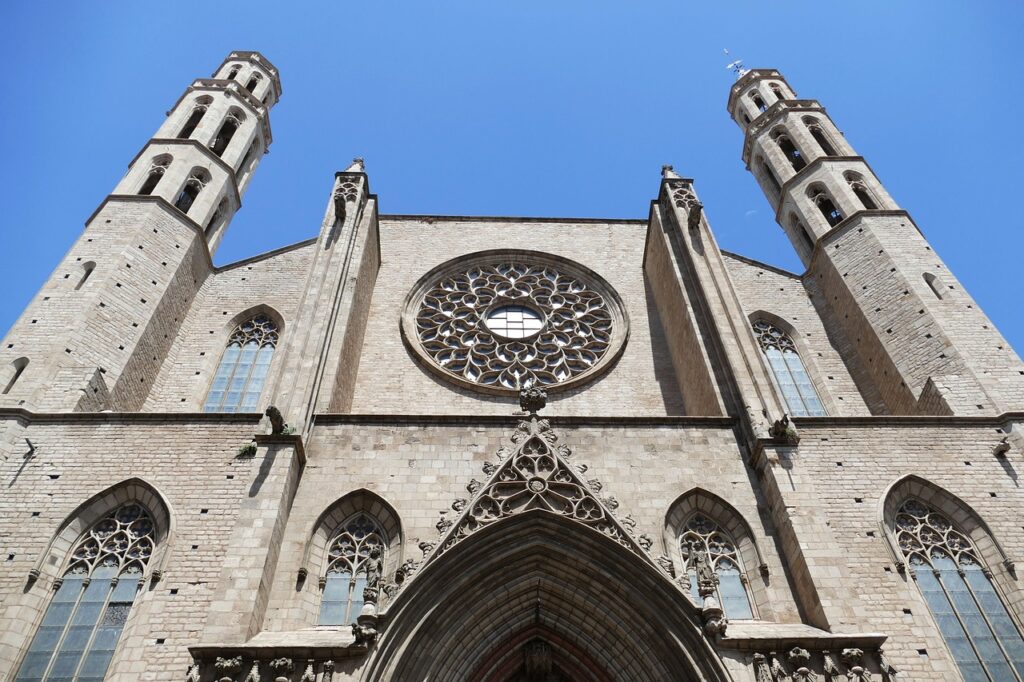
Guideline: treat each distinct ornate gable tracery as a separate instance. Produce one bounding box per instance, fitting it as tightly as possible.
[409,386,660,585]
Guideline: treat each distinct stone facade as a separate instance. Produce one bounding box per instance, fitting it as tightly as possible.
[0,54,1022,681]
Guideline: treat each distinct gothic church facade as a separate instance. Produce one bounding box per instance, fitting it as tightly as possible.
[1,51,1023,681]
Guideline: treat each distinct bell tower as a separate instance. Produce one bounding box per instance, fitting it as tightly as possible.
[728,69,1024,414]
[0,52,281,412]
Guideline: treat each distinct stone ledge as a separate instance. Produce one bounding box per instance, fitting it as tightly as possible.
[311,413,738,428]
[719,622,886,651]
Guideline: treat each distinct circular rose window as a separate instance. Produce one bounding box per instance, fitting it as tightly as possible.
[401,250,629,394]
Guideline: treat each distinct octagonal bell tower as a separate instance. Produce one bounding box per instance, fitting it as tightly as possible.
[728,69,1024,415]
[0,52,282,412]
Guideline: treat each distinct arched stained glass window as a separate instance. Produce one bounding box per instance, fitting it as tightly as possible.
[203,314,278,413]
[753,320,826,417]
[895,499,1024,681]
[15,503,155,682]
[679,514,754,620]
[319,513,386,626]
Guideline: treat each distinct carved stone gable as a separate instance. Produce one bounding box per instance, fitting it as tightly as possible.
[415,408,659,579]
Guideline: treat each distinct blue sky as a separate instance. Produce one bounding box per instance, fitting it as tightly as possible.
[2,2,1022,350]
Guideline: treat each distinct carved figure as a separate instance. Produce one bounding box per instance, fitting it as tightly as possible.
[351,622,378,646]
[451,497,468,511]
[656,554,675,577]
[364,546,383,599]
[768,414,800,445]
[265,405,287,435]
[269,657,294,682]
[519,384,547,414]
[638,534,653,551]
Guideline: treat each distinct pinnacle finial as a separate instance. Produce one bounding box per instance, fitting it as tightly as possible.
[518,382,547,415]
[344,157,365,173]
[662,164,681,180]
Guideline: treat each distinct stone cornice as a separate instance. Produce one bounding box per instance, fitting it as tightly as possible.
[0,408,263,426]
[378,213,648,225]
[792,412,1024,428]
[311,413,738,428]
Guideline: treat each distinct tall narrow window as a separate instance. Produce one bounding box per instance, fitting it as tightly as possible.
[775,134,807,171]
[770,83,785,101]
[75,262,95,291]
[137,156,171,196]
[810,189,843,227]
[173,169,208,214]
[319,513,386,626]
[749,91,768,113]
[226,65,241,80]
[790,215,815,256]
[804,117,838,156]
[176,98,210,139]
[895,499,1024,680]
[205,199,228,239]
[759,159,782,198]
[203,314,279,412]
[235,141,258,183]
[753,320,826,416]
[3,357,28,395]
[679,514,754,620]
[245,73,262,94]
[15,502,155,682]
[210,110,244,157]
[845,173,878,210]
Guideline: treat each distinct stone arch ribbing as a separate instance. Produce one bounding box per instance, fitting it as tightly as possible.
[301,488,403,582]
[366,511,730,682]
[31,477,174,586]
[879,475,1014,576]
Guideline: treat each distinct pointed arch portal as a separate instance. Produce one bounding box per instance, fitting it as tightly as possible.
[366,511,731,682]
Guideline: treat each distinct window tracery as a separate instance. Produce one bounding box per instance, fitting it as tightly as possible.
[753,320,826,416]
[895,499,1024,681]
[203,314,279,412]
[15,503,155,682]
[405,255,627,394]
[679,514,754,620]
[318,514,386,626]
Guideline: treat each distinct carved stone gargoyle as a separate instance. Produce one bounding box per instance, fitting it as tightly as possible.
[352,621,378,647]
[265,405,288,435]
[768,414,800,446]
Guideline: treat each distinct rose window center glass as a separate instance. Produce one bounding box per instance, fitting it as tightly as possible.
[404,253,628,394]
[484,304,545,339]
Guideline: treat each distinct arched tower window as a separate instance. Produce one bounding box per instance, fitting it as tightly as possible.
[226,64,241,81]
[753,320,826,416]
[173,169,209,214]
[3,357,28,395]
[803,117,838,156]
[774,132,806,171]
[14,502,156,682]
[236,140,259,182]
[176,96,211,139]
[205,199,228,239]
[758,158,782,198]
[137,155,171,196]
[319,513,387,626]
[678,514,754,620]
[203,314,279,413]
[894,499,1024,680]
[748,90,768,113]
[75,262,95,291]
[210,109,244,157]
[789,214,815,257]
[845,172,878,210]
[809,187,843,227]
[770,83,785,101]
[245,72,263,94]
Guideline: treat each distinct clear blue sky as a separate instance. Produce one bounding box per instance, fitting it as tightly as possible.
[2,3,1022,351]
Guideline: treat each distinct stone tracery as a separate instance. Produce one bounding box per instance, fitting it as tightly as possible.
[405,254,627,393]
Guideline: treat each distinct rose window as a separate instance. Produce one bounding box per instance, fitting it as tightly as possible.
[402,251,628,394]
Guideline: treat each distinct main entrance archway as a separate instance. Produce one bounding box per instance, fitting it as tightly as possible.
[364,511,733,681]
